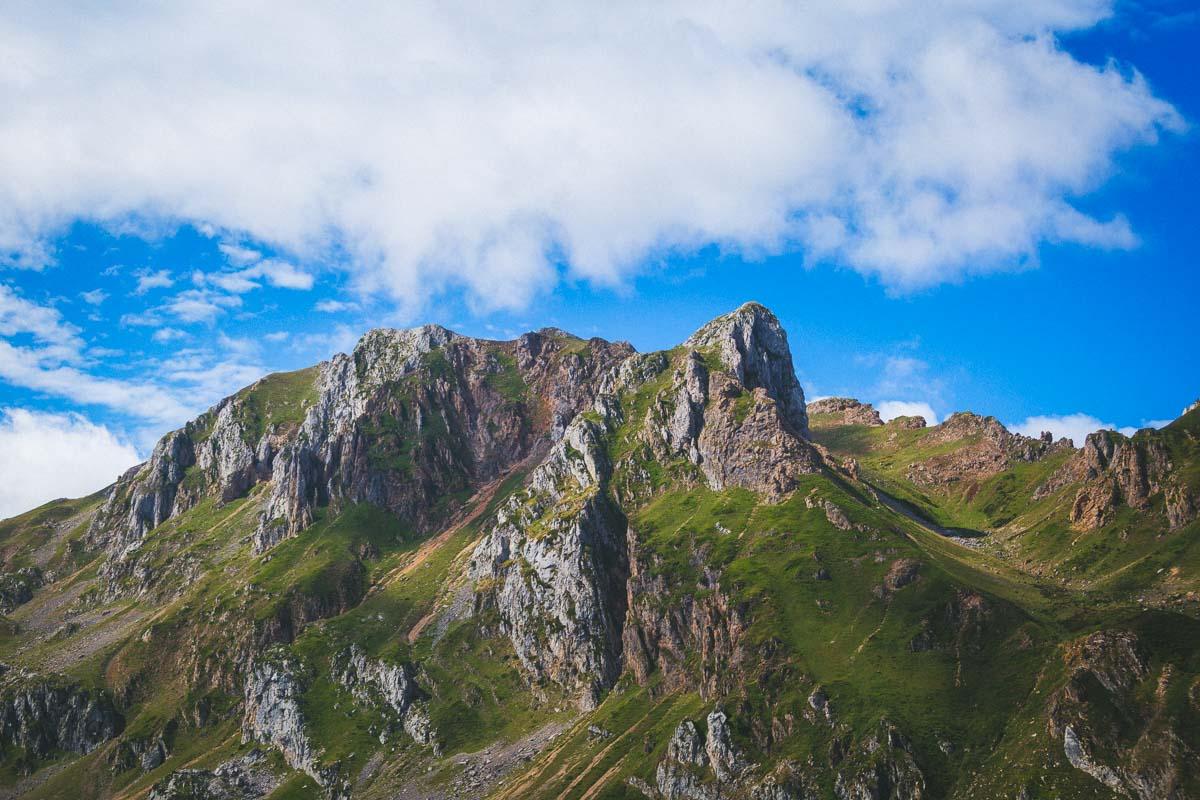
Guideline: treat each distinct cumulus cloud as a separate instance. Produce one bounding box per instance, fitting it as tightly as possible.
[877,400,940,426]
[1010,412,1171,447]
[0,408,140,519]
[0,3,1180,310]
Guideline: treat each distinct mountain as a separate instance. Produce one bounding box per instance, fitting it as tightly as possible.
[1,303,1198,800]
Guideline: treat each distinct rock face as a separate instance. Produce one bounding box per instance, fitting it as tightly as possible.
[148,750,279,800]
[635,308,822,502]
[652,710,818,800]
[807,398,883,427]
[1067,430,1194,530]
[331,645,436,748]
[1047,630,1197,800]
[0,673,123,759]
[241,652,344,797]
[833,721,926,800]
[682,302,809,439]
[622,542,748,699]
[469,408,630,709]
[84,324,633,576]
[0,567,42,612]
[905,412,1068,489]
[254,326,632,553]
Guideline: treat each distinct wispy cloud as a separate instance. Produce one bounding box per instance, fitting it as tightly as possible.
[315,299,358,313]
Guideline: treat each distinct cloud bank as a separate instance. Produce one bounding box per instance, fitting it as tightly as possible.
[0,408,140,519]
[0,2,1180,311]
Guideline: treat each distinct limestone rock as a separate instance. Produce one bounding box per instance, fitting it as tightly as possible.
[241,651,345,797]
[0,671,123,760]
[148,750,279,800]
[683,302,809,438]
[469,410,630,709]
[833,721,925,800]
[807,398,883,427]
[1047,630,1196,800]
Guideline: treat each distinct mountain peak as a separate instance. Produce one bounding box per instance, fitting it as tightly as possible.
[684,302,808,436]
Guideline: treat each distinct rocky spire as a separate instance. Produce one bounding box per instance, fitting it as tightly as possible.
[684,302,809,437]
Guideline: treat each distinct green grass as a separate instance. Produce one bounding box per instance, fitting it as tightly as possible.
[233,366,320,442]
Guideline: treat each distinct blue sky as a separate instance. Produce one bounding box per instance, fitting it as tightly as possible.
[0,2,1197,517]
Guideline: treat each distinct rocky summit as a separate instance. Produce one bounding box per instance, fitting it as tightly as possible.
[1,302,1199,800]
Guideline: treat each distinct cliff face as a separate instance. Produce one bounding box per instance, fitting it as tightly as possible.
[4,302,1200,800]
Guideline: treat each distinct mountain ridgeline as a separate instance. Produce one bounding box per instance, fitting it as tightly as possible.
[1,303,1199,800]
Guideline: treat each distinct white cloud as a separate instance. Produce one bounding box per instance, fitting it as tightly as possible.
[264,331,289,342]
[133,269,174,295]
[80,288,108,305]
[217,242,262,266]
[1010,413,1171,447]
[164,289,241,323]
[0,408,141,519]
[0,340,191,423]
[152,327,187,343]
[315,299,358,313]
[0,3,1180,310]
[0,284,84,356]
[252,259,313,290]
[194,258,313,295]
[877,400,940,426]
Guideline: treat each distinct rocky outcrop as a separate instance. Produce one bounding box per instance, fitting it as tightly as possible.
[833,721,926,800]
[808,398,883,427]
[148,750,280,800]
[0,567,42,612]
[241,652,345,798]
[650,710,822,800]
[1047,630,1197,799]
[906,413,1068,489]
[683,303,809,438]
[623,540,748,699]
[255,325,633,552]
[88,430,196,563]
[1068,430,1187,530]
[875,559,921,600]
[469,408,630,709]
[636,317,822,502]
[331,645,437,748]
[108,719,176,772]
[0,672,123,759]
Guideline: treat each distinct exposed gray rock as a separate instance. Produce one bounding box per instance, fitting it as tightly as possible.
[1047,630,1195,800]
[0,671,123,759]
[833,721,925,800]
[241,652,345,797]
[149,750,280,800]
[331,645,437,749]
[704,709,749,783]
[469,409,629,708]
[90,429,196,563]
[656,719,718,800]
[683,302,809,438]
[0,567,43,612]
